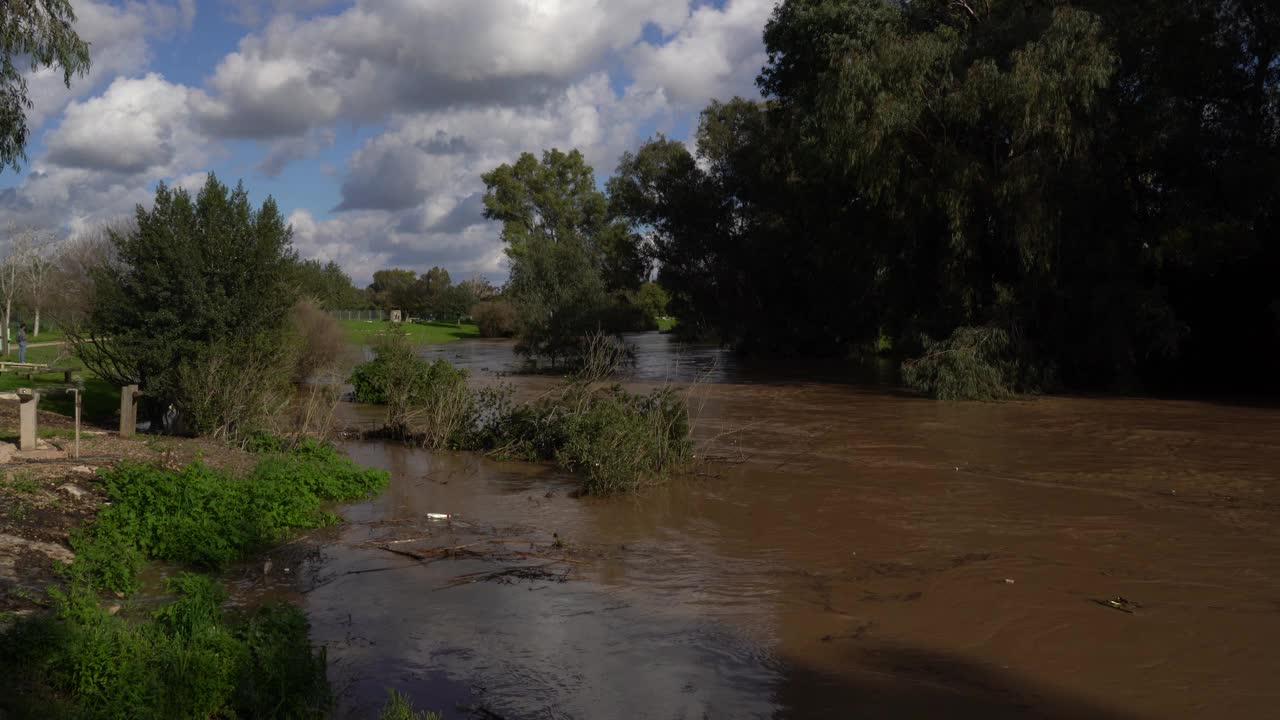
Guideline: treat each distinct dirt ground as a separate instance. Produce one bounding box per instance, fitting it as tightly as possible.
[0,409,255,618]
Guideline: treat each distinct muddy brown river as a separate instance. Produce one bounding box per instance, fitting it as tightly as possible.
[282,333,1280,719]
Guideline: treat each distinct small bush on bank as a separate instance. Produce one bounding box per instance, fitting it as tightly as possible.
[291,298,347,382]
[173,337,295,440]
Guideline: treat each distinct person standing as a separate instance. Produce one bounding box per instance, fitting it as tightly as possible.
[16,322,26,363]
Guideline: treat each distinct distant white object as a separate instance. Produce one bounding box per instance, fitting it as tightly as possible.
[426,513,451,521]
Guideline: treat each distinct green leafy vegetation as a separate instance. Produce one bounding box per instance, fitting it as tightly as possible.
[0,441,382,719]
[482,149,650,367]
[353,335,692,494]
[1,575,330,720]
[70,174,301,437]
[595,0,1280,397]
[0,0,91,171]
[68,440,387,594]
[377,689,442,720]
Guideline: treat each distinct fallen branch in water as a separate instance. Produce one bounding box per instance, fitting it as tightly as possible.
[300,562,421,594]
[438,562,572,589]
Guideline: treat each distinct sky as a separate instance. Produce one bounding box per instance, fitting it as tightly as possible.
[0,0,774,287]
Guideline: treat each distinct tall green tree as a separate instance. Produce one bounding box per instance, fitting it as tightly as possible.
[483,149,638,364]
[618,0,1280,393]
[1,0,91,170]
[290,258,364,309]
[414,265,451,316]
[367,268,418,314]
[73,174,298,420]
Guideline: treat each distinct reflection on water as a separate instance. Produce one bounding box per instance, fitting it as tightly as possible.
[307,335,1280,720]
[418,331,899,387]
[418,332,740,384]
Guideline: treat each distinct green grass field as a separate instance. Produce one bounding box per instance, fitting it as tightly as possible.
[0,343,119,422]
[340,319,480,345]
[656,316,678,332]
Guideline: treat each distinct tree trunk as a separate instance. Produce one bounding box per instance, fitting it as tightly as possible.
[33,306,40,337]
[2,298,9,355]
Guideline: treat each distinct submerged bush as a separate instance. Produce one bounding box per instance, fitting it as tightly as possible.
[378,689,442,720]
[351,333,476,447]
[902,325,1059,400]
[474,384,693,495]
[901,325,1018,400]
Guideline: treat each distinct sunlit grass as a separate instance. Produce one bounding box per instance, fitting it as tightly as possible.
[339,319,479,346]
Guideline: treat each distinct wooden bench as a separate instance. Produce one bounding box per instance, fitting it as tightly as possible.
[0,361,78,383]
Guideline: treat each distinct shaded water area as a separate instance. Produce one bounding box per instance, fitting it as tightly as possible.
[286,333,1280,719]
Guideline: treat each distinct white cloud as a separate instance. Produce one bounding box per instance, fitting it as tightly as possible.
[25,1,197,131]
[627,0,772,107]
[45,74,205,175]
[194,0,690,138]
[3,0,778,282]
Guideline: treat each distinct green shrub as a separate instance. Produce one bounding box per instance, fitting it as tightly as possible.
[474,384,692,495]
[902,325,1058,400]
[0,575,328,720]
[901,325,1018,400]
[232,602,331,719]
[71,442,387,593]
[471,300,517,338]
[350,354,391,403]
[377,689,442,720]
[351,334,477,447]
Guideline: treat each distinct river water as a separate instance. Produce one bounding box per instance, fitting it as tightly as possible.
[288,333,1280,719]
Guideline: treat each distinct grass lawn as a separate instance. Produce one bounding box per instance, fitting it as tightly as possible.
[340,319,480,345]
[0,345,119,423]
[26,327,67,343]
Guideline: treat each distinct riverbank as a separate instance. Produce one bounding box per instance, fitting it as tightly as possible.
[0,425,397,719]
[0,427,258,618]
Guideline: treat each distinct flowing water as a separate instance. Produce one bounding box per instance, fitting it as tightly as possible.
[280,333,1280,719]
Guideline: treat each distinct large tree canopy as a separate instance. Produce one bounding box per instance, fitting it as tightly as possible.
[0,0,91,170]
[612,0,1280,393]
[483,148,647,364]
[75,174,298,413]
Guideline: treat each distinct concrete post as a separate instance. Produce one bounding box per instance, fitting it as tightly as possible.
[120,384,138,438]
[18,390,39,451]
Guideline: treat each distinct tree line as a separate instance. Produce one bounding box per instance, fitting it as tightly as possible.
[485,0,1280,395]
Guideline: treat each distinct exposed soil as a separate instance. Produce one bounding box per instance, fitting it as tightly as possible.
[0,412,255,617]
